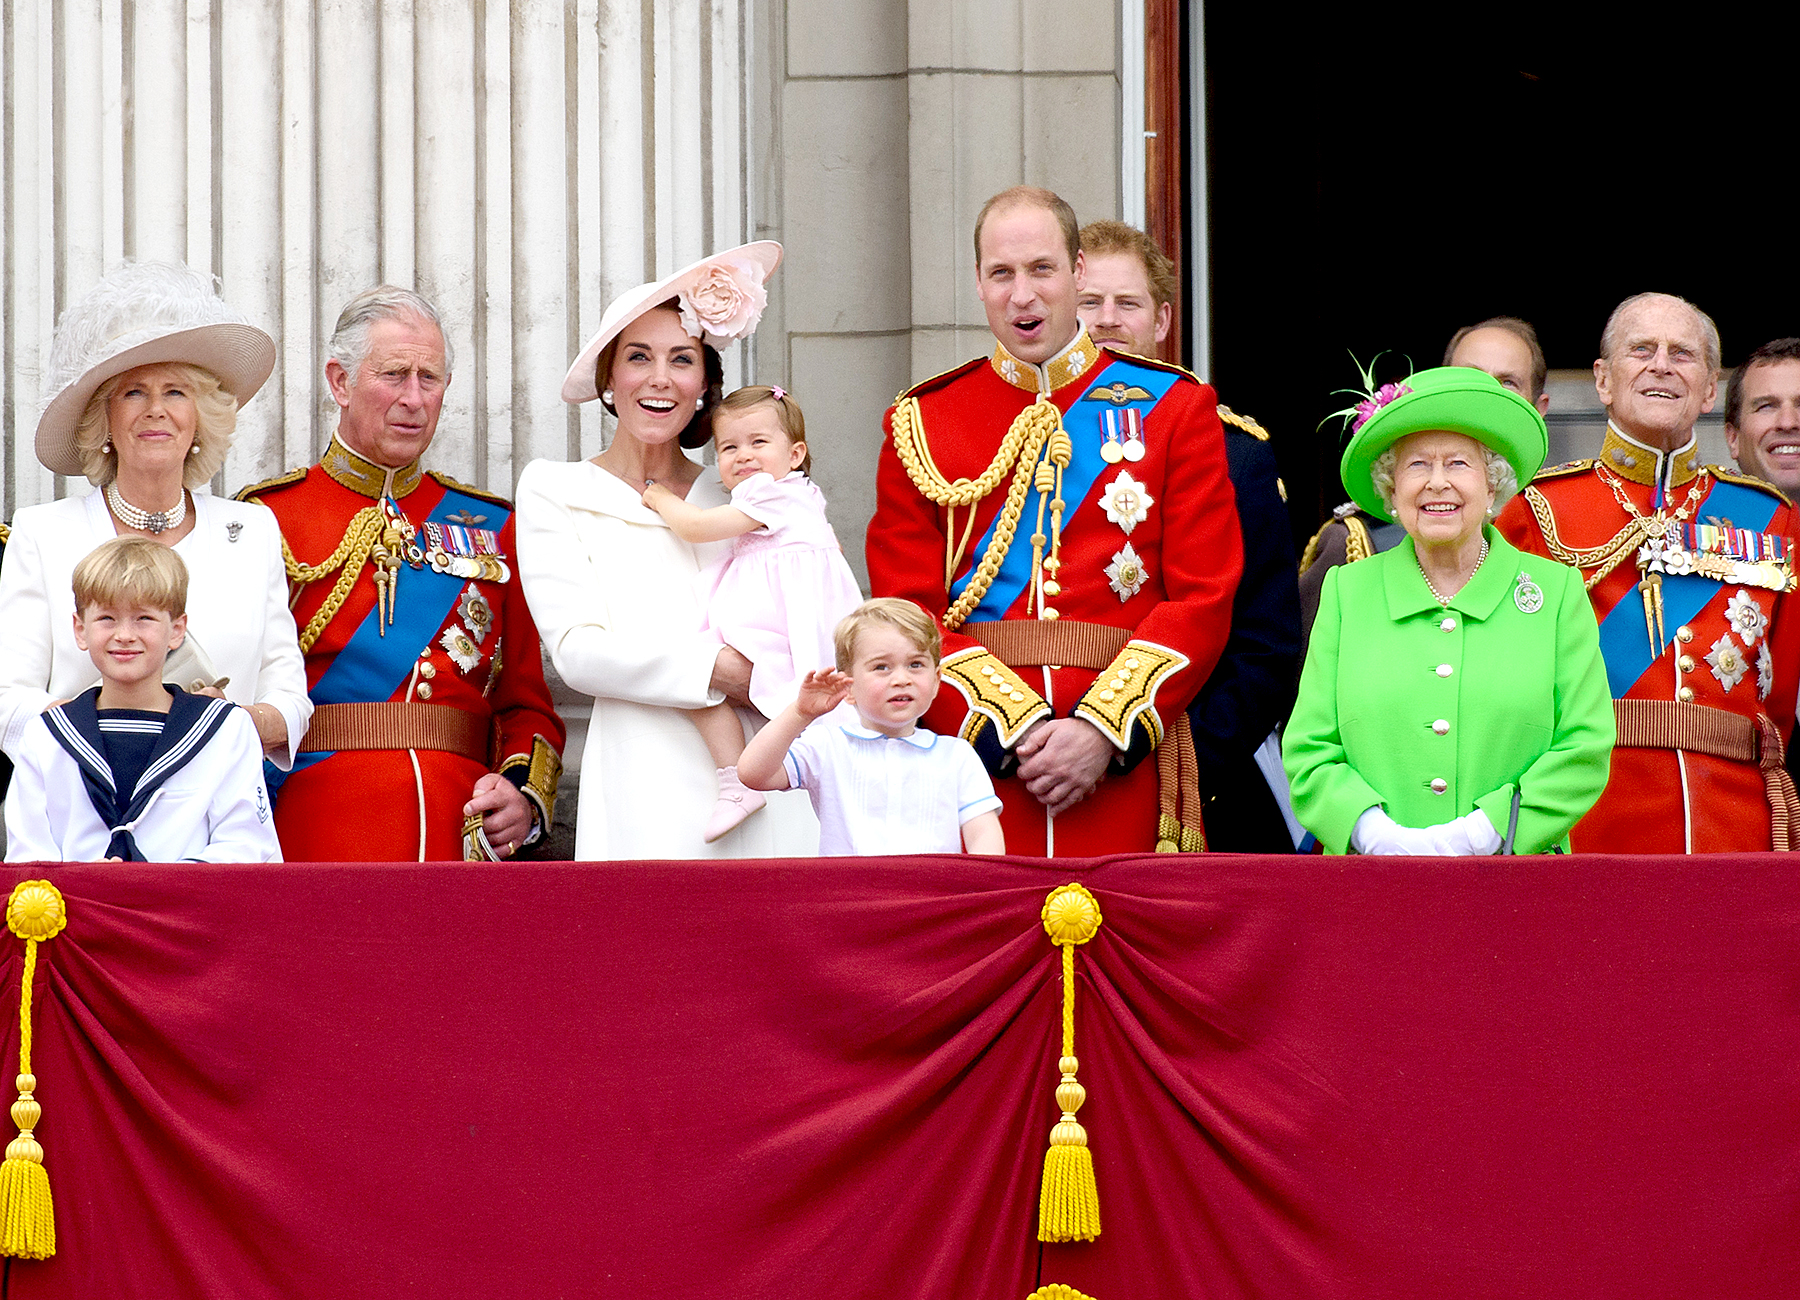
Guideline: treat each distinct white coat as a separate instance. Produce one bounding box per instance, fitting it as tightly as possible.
[0,489,312,767]
[5,705,282,862]
[514,458,819,860]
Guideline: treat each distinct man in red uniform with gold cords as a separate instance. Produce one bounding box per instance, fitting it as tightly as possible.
[240,287,564,860]
[1496,291,1800,852]
[866,186,1243,856]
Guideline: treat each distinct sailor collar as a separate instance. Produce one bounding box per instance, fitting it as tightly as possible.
[839,720,938,750]
[321,434,426,500]
[989,327,1101,395]
[1598,422,1701,492]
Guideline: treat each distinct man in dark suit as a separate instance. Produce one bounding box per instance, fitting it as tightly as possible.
[1078,220,1301,851]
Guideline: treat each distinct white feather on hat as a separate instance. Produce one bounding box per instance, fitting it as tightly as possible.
[35,260,276,477]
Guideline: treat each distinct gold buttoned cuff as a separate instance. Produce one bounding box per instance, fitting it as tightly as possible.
[500,734,564,845]
[940,647,1050,748]
[1072,640,1189,749]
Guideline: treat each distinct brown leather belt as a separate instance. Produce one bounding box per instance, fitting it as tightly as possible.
[298,702,490,764]
[961,620,1130,670]
[961,619,1206,852]
[1612,699,1800,850]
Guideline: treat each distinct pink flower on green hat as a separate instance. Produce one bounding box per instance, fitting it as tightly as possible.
[1352,381,1411,432]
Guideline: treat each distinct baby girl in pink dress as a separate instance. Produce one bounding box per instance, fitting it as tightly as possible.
[642,385,863,841]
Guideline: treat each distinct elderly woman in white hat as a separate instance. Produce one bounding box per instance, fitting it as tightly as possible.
[516,242,818,859]
[0,261,310,769]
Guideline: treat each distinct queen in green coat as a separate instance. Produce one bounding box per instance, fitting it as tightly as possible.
[1283,366,1614,854]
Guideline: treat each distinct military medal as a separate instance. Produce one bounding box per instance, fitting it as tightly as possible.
[1105,542,1148,602]
[1513,572,1543,614]
[1099,471,1154,535]
[1706,633,1749,693]
[422,520,512,583]
[439,625,482,674]
[459,585,494,645]
[1683,521,1795,593]
[1097,404,1147,464]
[1101,426,1125,463]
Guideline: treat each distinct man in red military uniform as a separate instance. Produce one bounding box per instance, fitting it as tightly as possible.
[865,186,1243,856]
[1497,292,1800,852]
[240,287,563,861]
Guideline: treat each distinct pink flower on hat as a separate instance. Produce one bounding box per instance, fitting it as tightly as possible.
[679,257,768,344]
[1351,381,1411,432]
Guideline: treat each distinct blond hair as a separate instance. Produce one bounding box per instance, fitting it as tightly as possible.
[833,598,941,672]
[72,536,190,617]
[73,362,239,488]
[715,384,811,474]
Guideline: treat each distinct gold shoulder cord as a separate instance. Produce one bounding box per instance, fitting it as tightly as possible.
[280,506,386,654]
[1524,484,1658,592]
[890,394,1066,630]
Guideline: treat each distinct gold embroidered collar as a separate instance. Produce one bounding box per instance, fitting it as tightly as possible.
[1598,422,1700,491]
[989,327,1101,395]
[321,434,425,500]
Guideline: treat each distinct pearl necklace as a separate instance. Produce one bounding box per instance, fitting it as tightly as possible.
[106,482,187,535]
[1418,538,1488,607]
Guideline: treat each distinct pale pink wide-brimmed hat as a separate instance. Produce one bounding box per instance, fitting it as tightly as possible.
[561,240,783,404]
[36,260,276,477]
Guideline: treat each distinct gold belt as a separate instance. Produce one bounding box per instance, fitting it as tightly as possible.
[298,701,490,764]
[1612,699,1799,850]
[961,620,1130,670]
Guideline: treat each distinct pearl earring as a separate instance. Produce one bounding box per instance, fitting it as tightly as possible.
[695,395,706,412]
[102,440,112,453]
[601,389,613,405]
[188,443,200,456]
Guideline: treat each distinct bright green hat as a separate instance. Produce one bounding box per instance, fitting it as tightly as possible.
[1339,365,1548,523]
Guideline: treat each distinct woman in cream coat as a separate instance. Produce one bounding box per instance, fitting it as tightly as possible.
[517,243,817,859]
[0,262,309,769]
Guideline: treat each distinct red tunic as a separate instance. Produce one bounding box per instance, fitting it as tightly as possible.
[241,438,565,861]
[1496,429,1799,853]
[866,331,1243,856]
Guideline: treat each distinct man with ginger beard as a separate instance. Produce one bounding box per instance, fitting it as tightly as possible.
[1495,293,1800,852]
[1077,219,1300,852]
[865,188,1243,856]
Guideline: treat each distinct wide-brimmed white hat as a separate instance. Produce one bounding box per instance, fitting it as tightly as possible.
[36,261,277,476]
[561,241,783,404]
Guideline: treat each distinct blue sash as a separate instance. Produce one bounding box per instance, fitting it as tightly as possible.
[1596,478,1780,698]
[273,486,509,792]
[948,357,1180,622]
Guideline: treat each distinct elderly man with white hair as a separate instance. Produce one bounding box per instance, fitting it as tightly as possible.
[1496,292,1800,852]
[239,285,564,862]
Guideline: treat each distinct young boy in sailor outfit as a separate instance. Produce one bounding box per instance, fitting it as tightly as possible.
[737,598,1005,856]
[4,538,280,862]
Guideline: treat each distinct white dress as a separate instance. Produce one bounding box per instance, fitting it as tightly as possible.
[0,489,312,767]
[697,470,864,718]
[514,458,819,860]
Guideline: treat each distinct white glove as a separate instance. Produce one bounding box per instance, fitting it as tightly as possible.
[1351,806,1433,855]
[1420,809,1503,856]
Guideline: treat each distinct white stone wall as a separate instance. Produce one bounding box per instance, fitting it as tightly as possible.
[1,0,756,515]
[753,0,1124,586]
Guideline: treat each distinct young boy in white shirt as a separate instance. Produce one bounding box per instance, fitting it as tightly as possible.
[5,537,281,862]
[739,597,1004,856]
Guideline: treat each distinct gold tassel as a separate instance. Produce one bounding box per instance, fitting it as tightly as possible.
[1038,884,1102,1243]
[2,881,66,1260]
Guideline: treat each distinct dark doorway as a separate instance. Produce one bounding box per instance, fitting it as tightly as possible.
[1201,6,1797,547]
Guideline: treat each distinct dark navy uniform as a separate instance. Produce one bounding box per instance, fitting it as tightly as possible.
[1189,409,1302,852]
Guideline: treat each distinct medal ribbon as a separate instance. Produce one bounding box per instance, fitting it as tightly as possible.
[949,357,1179,622]
[1595,478,1780,698]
